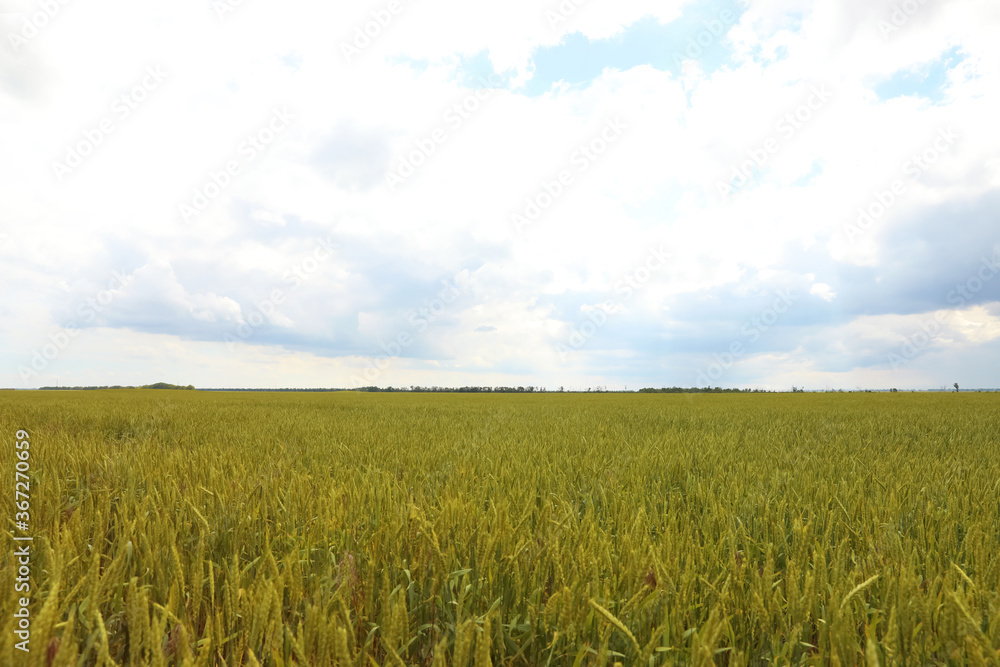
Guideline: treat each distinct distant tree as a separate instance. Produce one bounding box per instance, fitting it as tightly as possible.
[954,382,959,392]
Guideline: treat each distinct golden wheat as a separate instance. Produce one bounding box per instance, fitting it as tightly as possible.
[1,390,998,665]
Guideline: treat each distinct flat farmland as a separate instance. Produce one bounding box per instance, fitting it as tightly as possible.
[2,391,999,665]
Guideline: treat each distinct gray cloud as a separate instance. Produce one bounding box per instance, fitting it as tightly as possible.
[310,122,393,192]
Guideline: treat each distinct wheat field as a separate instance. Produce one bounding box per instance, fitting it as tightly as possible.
[1,390,999,666]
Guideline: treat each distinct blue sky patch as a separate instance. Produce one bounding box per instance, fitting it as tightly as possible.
[448,50,515,89]
[791,161,823,188]
[387,55,430,74]
[448,2,747,98]
[873,46,963,103]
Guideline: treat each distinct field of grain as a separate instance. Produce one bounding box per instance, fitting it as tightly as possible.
[2,391,999,666]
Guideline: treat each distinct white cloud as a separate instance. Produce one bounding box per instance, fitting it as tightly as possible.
[810,283,836,302]
[2,0,999,389]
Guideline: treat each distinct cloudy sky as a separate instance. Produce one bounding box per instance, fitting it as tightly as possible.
[1,0,998,390]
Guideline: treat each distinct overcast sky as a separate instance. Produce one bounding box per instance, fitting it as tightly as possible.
[1,0,998,390]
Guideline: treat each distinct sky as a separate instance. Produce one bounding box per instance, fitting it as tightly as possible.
[1,0,998,391]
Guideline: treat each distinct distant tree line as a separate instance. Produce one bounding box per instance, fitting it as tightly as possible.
[35,384,989,393]
[638,387,770,393]
[39,383,195,390]
[195,386,759,393]
[362,386,547,393]
[199,388,349,392]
